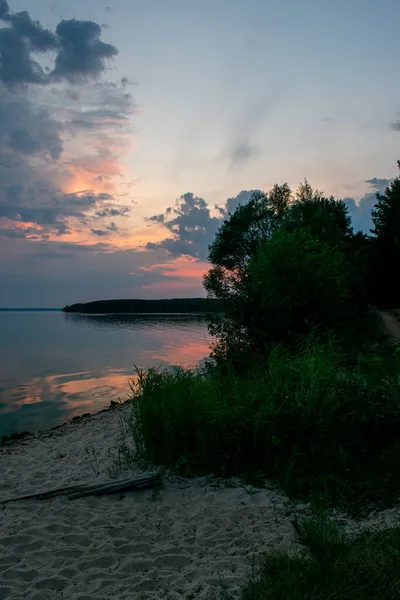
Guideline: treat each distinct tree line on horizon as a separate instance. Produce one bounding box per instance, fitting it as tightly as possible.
[62,297,223,313]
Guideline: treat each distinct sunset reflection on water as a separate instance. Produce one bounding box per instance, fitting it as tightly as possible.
[0,312,213,437]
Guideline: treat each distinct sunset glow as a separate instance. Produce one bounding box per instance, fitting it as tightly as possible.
[1,0,399,307]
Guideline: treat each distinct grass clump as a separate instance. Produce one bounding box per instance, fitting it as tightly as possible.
[228,507,400,600]
[127,330,400,514]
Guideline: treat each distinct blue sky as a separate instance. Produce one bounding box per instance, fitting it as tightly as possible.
[1,0,399,306]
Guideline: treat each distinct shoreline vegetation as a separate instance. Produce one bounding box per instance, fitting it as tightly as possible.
[61,297,223,314]
[3,166,400,598]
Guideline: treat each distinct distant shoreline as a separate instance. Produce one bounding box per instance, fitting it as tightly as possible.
[0,308,60,312]
[62,298,223,314]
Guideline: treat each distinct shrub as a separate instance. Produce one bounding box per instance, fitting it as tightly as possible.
[232,508,400,600]
[127,333,400,513]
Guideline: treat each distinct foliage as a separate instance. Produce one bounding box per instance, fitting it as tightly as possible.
[368,160,400,308]
[207,186,290,271]
[127,333,400,514]
[236,229,360,349]
[228,509,400,600]
[204,180,365,364]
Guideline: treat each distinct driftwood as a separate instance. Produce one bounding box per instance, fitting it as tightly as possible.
[0,472,161,504]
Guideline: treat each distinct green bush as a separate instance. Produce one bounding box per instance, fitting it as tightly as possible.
[127,333,400,513]
[234,508,400,600]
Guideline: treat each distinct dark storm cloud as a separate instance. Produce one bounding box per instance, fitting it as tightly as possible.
[0,2,117,86]
[53,19,118,82]
[0,27,48,85]
[146,191,260,260]
[5,8,58,51]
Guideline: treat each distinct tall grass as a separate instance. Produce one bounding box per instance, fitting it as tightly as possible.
[127,330,400,514]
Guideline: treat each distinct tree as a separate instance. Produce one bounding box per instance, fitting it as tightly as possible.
[204,179,365,366]
[241,228,359,348]
[371,161,400,242]
[208,185,291,270]
[368,161,400,307]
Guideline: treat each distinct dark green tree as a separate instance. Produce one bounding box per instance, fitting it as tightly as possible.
[368,161,400,307]
[204,180,366,367]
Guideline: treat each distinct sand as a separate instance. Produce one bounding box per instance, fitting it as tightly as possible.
[1,405,400,600]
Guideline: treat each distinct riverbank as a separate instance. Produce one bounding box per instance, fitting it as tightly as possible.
[2,404,400,600]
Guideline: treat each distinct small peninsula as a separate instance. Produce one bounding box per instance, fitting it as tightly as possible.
[61,298,223,314]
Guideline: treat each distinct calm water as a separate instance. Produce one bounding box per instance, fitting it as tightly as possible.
[0,311,212,438]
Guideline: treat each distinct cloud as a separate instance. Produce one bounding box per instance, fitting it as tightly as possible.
[343,176,393,234]
[5,7,58,51]
[0,4,135,243]
[149,176,394,262]
[343,195,375,234]
[224,90,285,172]
[146,190,260,260]
[0,87,63,158]
[223,190,258,215]
[95,207,129,218]
[0,26,48,85]
[0,83,133,238]
[390,121,400,132]
[229,141,261,170]
[53,19,118,82]
[365,177,391,191]
[91,221,119,236]
[0,2,117,86]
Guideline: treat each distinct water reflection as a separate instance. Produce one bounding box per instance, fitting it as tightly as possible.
[0,311,212,437]
[64,312,210,330]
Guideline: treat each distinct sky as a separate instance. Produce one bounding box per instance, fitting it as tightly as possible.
[0,0,399,307]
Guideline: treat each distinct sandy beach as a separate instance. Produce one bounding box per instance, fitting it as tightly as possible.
[1,405,400,600]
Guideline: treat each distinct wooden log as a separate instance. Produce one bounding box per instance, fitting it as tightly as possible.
[0,472,161,504]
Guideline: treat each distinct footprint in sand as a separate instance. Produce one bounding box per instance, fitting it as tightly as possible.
[153,554,191,568]
[34,575,69,591]
[2,567,41,582]
[78,555,117,571]
[0,534,33,547]
[56,547,85,559]
[118,558,154,573]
